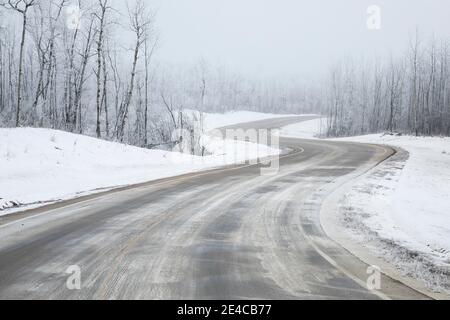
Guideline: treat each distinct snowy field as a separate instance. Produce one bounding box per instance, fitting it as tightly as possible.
[199,110,305,131]
[0,111,285,215]
[280,118,450,294]
[278,117,328,139]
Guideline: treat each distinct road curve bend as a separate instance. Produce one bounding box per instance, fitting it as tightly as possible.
[0,116,428,300]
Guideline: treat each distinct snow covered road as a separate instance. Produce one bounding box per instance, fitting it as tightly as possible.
[0,117,428,299]
[0,111,288,214]
[279,118,450,297]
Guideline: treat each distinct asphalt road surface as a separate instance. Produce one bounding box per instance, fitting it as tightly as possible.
[0,116,428,300]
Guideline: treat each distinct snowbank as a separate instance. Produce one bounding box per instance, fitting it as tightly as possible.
[335,134,450,253]
[278,119,450,294]
[185,110,309,131]
[335,135,450,284]
[2,111,306,214]
[0,126,279,215]
[278,117,327,139]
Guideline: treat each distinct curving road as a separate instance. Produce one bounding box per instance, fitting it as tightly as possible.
[0,116,427,300]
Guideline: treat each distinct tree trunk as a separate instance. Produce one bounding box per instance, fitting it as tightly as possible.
[16,11,28,127]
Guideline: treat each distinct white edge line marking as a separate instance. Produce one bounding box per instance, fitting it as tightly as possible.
[301,229,391,301]
[306,143,393,300]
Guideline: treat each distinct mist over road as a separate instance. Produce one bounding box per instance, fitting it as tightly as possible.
[0,117,427,299]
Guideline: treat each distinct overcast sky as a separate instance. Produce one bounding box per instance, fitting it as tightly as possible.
[4,0,448,80]
[145,0,450,79]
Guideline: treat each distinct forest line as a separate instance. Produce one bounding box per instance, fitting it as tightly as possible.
[1,0,449,153]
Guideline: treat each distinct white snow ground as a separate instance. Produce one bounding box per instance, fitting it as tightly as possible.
[3,112,448,294]
[0,111,286,215]
[278,117,328,139]
[279,118,450,294]
[199,110,305,131]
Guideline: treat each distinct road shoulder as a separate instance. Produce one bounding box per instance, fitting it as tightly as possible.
[319,145,449,300]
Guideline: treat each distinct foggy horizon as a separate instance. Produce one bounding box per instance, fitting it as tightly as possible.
[151,0,450,79]
[2,0,450,81]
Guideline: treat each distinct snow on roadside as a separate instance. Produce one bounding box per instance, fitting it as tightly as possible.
[278,119,450,294]
[2,110,304,215]
[278,117,327,139]
[335,135,450,255]
[184,110,312,131]
[0,125,280,216]
[337,135,450,294]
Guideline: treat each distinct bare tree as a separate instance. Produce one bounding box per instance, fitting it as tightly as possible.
[0,17,6,115]
[101,48,109,136]
[30,0,66,127]
[106,43,122,119]
[408,30,421,136]
[385,58,404,132]
[323,32,450,137]
[73,13,95,133]
[143,31,157,146]
[1,0,37,126]
[115,0,154,142]
[93,0,110,138]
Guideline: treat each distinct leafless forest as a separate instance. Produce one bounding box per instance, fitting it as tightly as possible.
[325,33,450,137]
[0,0,449,149]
